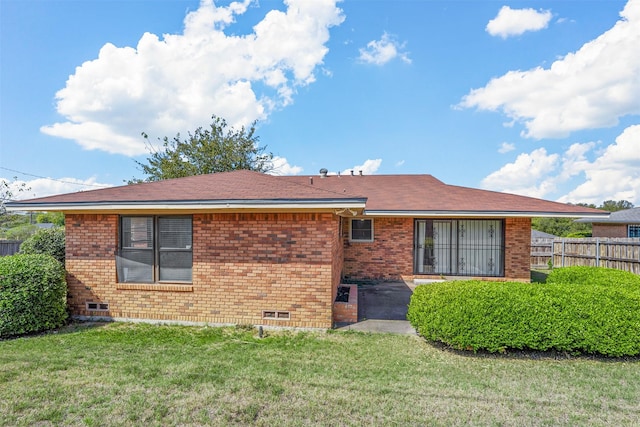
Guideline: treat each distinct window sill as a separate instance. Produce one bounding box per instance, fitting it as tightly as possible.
[116,283,194,292]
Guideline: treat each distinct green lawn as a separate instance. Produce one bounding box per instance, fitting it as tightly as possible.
[1,323,639,426]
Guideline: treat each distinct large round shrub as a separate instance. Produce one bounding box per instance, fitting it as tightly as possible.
[20,227,65,264]
[0,254,67,338]
[407,270,640,356]
[546,266,640,288]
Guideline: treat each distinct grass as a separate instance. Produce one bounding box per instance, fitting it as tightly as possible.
[1,322,639,426]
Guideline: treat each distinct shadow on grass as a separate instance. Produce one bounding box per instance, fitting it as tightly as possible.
[1,319,111,342]
[422,338,640,363]
[531,269,550,283]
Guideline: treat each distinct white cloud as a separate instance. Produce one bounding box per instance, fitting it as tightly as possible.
[395,160,405,167]
[343,159,382,175]
[481,125,640,205]
[1,176,113,200]
[498,142,515,153]
[559,125,640,204]
[486,6,552,39]
[41,0,345,156]
[481,148,559,198]
[358,32,411,66]
[266,156,303,175]
[460,0,640,139]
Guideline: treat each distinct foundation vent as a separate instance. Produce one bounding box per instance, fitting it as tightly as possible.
[86,302,109,311]
[262,310,291,320]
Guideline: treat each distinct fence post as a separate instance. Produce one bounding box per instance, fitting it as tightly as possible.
[561,239,565,267]
[596,238,600,267]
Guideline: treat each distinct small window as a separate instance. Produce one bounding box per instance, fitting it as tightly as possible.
[629,225,640,238]
[350,218,373,242]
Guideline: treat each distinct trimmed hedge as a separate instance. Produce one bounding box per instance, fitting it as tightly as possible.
[19,227,66,264]
[0,254,67,338]
[546,266,640,288]
[407,268,640,356]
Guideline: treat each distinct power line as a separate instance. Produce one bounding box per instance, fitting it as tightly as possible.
[0,166,112,189]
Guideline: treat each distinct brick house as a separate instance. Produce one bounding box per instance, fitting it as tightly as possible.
[576,207,640,238]
[8,170,606,329]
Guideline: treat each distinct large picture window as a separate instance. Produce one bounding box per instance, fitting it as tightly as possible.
[629,225,640,238]
[117,216,192,283]
[414,219,504,277]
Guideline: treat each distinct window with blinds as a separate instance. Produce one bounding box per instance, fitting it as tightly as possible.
[117,216,192,283]
[350,218,373,242]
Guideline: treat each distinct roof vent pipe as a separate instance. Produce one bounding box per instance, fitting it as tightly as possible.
[319,168,328,178]
[359,170,363,176]
[350,170,354,176]
[309,177,313,185]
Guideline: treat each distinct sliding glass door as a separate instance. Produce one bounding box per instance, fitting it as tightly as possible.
[414,219,504,277]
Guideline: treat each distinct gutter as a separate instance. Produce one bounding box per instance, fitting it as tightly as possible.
[363,210,610,219]
[5,198,367,212]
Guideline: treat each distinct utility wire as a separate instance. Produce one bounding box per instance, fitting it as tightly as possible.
[0,166,112,189]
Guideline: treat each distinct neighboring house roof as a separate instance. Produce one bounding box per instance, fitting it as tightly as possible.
[575,207,640,224]
[7,170,608,218]
[531,230,557,239]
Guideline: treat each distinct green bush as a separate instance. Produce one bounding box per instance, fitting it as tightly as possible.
[20,227,65,264]
[546,266,640,288]
[407,272,640,356]
[0,254,67,338]
[565,231,592,238]
[2,223,38,241]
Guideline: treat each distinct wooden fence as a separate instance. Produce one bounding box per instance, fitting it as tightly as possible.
[531,238,640,274]
[0,240,22,256]
[531,238,554,269]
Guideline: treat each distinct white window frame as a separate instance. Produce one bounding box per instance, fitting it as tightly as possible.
[117,215,193,284]
[628,224,640,238]
[350,218,374,242]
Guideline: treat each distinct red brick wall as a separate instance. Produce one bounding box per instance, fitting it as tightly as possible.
[342,217,532,282]
[331,218,344,302]
[592,224,627,238]
[66,214,119,316]
[65,212,340,328]
[342,217,413,280]
[504,217,531,281]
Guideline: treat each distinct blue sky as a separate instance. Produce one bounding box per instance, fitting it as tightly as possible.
[1,0,639,204]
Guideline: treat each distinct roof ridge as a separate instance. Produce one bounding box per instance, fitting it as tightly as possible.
[277,175,366,199]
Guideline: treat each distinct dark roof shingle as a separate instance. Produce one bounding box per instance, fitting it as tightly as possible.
[8,170,608,217]
[283,174,607,216]
[576,207,640,223]
[11,170,363,204]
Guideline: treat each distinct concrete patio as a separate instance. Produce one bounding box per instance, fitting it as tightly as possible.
[336,281,417,335]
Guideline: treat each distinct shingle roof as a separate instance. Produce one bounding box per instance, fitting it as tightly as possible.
[8,170,365,206]
[576,207,640,223]
[7,170,608,217]
[283,174,607,217]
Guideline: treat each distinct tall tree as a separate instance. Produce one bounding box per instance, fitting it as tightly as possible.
[1,178,29,214]
[130,115,273,183]
[599,200,634,212]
